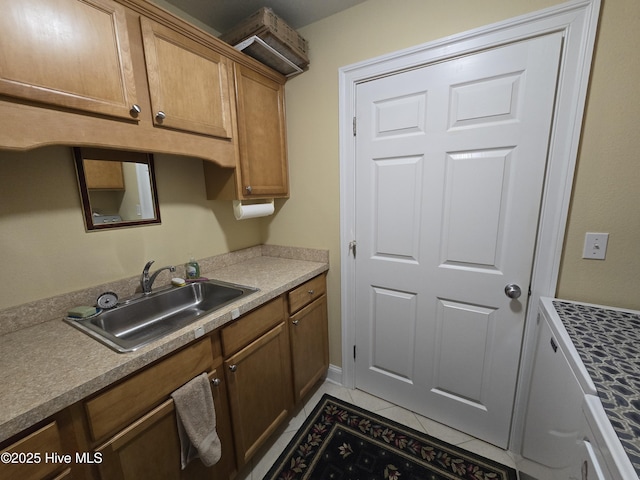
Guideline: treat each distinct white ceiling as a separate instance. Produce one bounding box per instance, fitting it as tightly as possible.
[161,0,368,34]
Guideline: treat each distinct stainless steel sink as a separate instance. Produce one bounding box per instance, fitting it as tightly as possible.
[64,280,258,353]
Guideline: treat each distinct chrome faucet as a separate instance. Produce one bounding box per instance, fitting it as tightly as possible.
[140,260,176,295]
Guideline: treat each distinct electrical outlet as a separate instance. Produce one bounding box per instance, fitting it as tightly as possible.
[583,232,609,260]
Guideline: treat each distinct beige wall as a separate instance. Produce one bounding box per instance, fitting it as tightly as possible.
[0,147,265,309]
[265,0,640,367]
[556,0,640,309]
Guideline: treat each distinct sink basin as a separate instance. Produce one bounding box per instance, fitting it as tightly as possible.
[64,280,258,353]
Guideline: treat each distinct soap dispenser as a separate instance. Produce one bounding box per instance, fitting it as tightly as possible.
[185,256,200,279]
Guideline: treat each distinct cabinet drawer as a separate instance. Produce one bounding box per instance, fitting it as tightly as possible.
[0,421,63,480]
[288,274,326,314]
[221,297,285,357]
[84,337,215,443]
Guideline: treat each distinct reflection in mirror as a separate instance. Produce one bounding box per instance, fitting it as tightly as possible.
[73,147,161,230]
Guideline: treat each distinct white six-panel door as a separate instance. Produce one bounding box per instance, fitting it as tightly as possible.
[354,33,563,448]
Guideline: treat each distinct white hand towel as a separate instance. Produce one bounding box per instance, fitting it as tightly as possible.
[171,372,221,469]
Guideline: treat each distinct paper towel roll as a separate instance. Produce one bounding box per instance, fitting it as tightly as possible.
[233,200,274,220]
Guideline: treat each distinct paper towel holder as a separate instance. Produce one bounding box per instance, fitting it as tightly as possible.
[233,199,275,220]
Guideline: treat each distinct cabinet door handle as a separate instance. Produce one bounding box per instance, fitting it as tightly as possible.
[228,364,237,372]
[245,185,252,194]
[156,111,166,121]
[130,104,141,116]
[308,289,314,295]
[211,378,221,386]
[292,319,299,326]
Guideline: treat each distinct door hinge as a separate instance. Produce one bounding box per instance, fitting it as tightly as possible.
[349,240,357,258]
[353,345,356,360]
[353,116,357,136]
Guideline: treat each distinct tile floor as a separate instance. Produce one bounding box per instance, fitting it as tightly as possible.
[236,379,519,479]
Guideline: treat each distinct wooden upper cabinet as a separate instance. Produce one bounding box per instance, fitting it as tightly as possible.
[83,160,125,189]
[0,0,139,120]
[235,64,289,198]
[140,17,234,139]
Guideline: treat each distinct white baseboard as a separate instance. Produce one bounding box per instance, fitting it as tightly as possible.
[325,364,343,385]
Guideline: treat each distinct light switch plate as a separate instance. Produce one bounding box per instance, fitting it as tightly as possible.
[583,232,609,260]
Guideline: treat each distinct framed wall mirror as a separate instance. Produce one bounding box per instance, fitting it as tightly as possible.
[73,147,161,230]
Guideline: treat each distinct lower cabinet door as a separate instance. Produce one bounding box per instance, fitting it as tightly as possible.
[96,369,234,480]
[225,322,293,467]
[290,295,329,402]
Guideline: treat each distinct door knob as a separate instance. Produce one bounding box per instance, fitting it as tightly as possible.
[504,284,522,299]
[228,364,237,372]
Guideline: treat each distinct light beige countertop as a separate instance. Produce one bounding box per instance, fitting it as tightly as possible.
[0,245,328,443]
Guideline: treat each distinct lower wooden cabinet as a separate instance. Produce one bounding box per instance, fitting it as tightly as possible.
[96,400,190,479]
[78,334,236,480]
[0,421,69,480]
[0,409,83,480]
[290,295,329,402]
[288,274,329,403]
[95,369,235,480]
[83,338,216,444]
[4,273,329,480]
[224,319,293,467]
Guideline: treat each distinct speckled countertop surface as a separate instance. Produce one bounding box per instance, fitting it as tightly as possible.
[552,300,640,475]
[0,246,328,444]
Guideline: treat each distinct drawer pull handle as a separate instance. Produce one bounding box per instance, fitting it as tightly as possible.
[228,364,237,372]
[211,378,221,386]
[292,320,299,326]
[308,289,314,295]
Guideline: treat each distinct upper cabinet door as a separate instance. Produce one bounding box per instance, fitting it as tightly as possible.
[235,64,289,198]
[0,0,139,120]
[140,17,234,139]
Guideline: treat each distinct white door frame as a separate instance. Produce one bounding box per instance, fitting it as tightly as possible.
[339,0,600,450]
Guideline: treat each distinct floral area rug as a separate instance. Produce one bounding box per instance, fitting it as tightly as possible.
[264,394,518,480]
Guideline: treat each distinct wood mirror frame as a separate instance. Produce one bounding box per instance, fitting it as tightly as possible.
[73,147,161,231]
